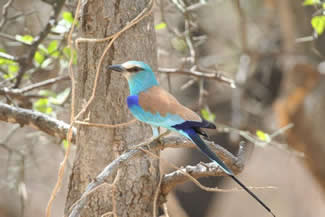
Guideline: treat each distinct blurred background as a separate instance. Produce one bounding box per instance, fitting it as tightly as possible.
[1,0,325,217]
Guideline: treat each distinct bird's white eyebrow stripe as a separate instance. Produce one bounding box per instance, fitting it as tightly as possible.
[122,62,141,69]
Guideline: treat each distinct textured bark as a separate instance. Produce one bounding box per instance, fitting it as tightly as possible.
[64,1,159,217]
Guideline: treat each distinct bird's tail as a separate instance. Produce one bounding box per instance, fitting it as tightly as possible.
[187,131,275,217]
[186,129,233,175]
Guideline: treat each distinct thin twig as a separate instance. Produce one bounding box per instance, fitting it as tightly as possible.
[153,175,163,217]
[20,76,70,93]
[75,119,137,128]
[163,203,170,217]
[158,67,236,88]
[0,32,32,46]
[233,0,248,52]
[0,0,14,30]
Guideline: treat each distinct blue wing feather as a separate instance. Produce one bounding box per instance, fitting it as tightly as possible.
[128,102,185,129]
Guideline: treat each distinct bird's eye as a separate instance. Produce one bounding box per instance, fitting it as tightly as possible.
[126,66,143,73]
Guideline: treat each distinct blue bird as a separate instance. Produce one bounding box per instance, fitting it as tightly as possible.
[108,60,275,217]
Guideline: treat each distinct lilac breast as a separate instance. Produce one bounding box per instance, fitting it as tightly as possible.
[127,95,139,108]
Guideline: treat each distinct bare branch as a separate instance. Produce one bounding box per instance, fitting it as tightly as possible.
[20,75,70,93]
[0,87,42,100]
[67,135,251,217]
[233,0,248,51]
[0,102,76,142]
[158,67,236,88]
[0,32,32,46]
[161,141,252,194]
[0,50,19,61]
[14,0,66,88]
[0,0,14,31]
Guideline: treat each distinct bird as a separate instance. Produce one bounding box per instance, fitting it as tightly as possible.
[107,60,275,217]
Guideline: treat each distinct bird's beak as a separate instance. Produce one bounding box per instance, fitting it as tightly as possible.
[107,64,125,72]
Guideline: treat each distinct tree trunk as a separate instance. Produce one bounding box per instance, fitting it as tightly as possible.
[64,1,159,217]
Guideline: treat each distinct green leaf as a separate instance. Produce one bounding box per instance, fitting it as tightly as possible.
[52,19,71,34]
[41,58,53,68]
[34,51,45,65]
[47,40,60,58]
[45,106,53,114]
[62,11,74,24]
[38,44,48,54]
[155,22,167,30]
[8,64,19,73]
[49,88,70,105]
[256,130,271,143]
[47,40,58,54]
[171,37,187,52]
[39,89,57,97]
[0,51,16,65]
[0,54,15,65]
[201,108,216,123]
[33,98,52,114]
[63,47,77,64]
[311,16,325,35]
[15,35,34,44]
[2,65,18,79]
[303,0,320,6]
[62,139,69,150]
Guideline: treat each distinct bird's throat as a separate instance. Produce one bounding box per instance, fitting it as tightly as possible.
[127,70,158,95]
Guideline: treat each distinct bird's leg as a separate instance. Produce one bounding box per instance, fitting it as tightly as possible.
[199,162,211,171]
[131,127,159,149]
[151,126,160,138]
[131,128,170,150]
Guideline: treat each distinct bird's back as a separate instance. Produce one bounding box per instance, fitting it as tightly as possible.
[138,86,201,122]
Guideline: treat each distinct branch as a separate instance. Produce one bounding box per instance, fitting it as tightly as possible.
[160,141,252,194]
[0,102,76,142]
[0,32,32,46]
[158,67,236,88]
[0,50,19,61]
[20,75,70,93]
[0,87,41,100]
[13,0,66,87]
[0,0,14,31]
[67,135,251,217]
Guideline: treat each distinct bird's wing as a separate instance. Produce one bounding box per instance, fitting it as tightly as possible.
[138,86,201,122]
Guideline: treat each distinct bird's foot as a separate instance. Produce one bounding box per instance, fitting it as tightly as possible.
[199,162,211,170]
[131,130,171,150]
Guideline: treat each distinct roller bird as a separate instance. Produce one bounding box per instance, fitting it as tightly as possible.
[108,60,275,217]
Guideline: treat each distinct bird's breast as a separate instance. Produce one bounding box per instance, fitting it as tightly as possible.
[127,95,139,108]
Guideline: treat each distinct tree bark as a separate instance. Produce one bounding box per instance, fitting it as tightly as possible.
[64,1,159,217]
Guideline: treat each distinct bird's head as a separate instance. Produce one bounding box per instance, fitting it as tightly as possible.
[107,60,158,95]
